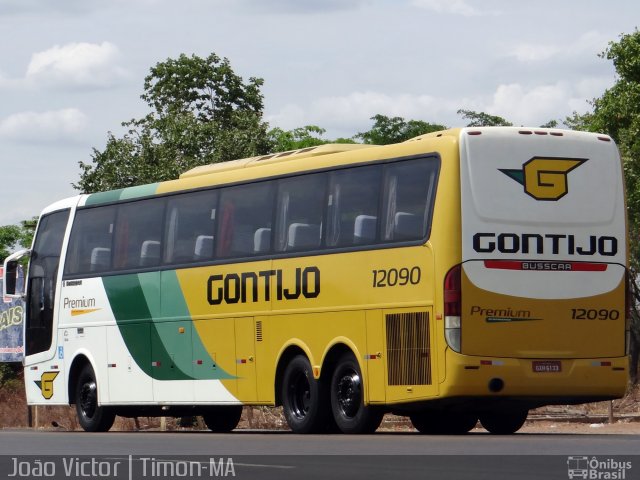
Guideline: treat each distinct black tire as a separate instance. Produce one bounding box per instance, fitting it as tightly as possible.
[410,410,477,434]
[281,355,331,434]
[479,410,528,434]
[202,406,243,433]
[330,353,383,434]
[75,365,115,432]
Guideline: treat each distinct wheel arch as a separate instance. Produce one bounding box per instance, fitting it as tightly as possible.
[67,352,96,405]
[274,342,312,406]
[319,341,360,384]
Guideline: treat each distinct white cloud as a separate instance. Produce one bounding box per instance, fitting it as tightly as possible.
[482,81,613,126]
[25,42,128,89]
[508,31,611,64]
[411,0,482,16]
[267,90,460,137]
[268,78,614,137]
[0,109,88,142]
[231,0,367,14]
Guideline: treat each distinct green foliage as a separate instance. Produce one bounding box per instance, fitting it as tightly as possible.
[539,120,559,129]
[355,114,446,145]
[0,218,37,260]
[457,109,513,127]
[268,125,332,152]
[0,363,21,389]
[76,53,271,193]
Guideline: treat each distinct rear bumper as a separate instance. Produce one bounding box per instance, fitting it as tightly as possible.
[441,349,628,400]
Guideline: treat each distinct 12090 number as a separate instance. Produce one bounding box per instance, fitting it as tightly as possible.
[372,267,421,288]
[571,309,620,320]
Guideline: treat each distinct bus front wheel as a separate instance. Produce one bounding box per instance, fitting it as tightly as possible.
[281,355,330,433]
[75,365,115,432]
[202,406,243,432]
[479,410,528,434]
[330,353,383,434]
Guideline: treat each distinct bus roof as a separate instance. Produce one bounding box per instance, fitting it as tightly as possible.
[180,143,376,179]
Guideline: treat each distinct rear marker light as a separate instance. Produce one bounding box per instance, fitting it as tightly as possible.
[519,130,533,135]
[598,136,611,142]
[550,132,564,136]
[480,360,504,366]
[468,131,482,136]
[591,361,612,367]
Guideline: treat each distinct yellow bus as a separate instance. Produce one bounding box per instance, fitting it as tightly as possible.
[3,127,629,434]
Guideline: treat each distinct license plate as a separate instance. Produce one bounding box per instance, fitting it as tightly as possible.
[532,360,561,373]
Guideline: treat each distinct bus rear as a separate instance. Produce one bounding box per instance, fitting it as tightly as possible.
[443,127,628,431]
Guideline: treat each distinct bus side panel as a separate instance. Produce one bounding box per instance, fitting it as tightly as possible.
[106,323,153,403]
[365,309,385,403]
[52,277,113,406]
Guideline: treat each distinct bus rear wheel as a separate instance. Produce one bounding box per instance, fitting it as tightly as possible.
[410,411,477,434]
[75,365,115,432]
[202,406,243,432]
[330,353,383,434]
[281,355,330,433]
[479,410,528,434]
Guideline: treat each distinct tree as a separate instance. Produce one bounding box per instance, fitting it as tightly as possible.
[268,125,330,151]
[356,114,446,145]
[0,218,37,261]
[567,29,640,381]
[457,109,513,127]
[76,53,271,193]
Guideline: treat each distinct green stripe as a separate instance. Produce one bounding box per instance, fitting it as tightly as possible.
[85,189,125,206]
[103,272,233,381]
[161,271,234,380]
[85,183,159,206]
[119,183,159,200]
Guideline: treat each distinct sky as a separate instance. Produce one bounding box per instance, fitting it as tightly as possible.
[0,0,638,226]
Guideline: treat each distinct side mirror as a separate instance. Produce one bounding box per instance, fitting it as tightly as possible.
[3,249,30,298]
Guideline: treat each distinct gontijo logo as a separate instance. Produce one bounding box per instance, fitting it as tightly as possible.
[35,371,59,400]
[500,157,587,201]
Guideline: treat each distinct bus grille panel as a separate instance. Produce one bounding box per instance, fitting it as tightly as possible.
[385,311,431,385]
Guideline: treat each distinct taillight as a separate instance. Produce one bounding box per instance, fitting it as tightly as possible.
[444,264,462,352]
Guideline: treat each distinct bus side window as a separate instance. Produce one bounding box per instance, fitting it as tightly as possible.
[217,181,274,258]
[164,190,218,265]
[275,173,326,252]
[382,159,438,242]
[113,198,165,270]
[327,166,381,247]
[64,206,116,276]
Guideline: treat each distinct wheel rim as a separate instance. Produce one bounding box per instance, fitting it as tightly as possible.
[335,368,361,418]
[289,370,311,420]
[79,381,97,419]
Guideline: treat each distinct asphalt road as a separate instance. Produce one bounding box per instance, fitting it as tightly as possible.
[0,430,638,480]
